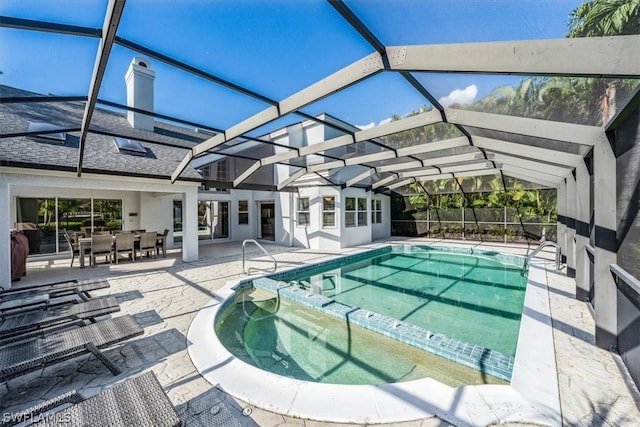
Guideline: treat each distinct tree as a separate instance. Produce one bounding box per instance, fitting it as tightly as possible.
[568,0,640,123]
[568,0,640,36]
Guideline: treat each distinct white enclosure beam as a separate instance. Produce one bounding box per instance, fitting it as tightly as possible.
[233,161,262,187]
[396,137,469,157]
[502,164,563,184]
[473,137,584,167]
[372,175,400,190]
[491,153,573,178]
[375,161,424,173]
[346,169,376,188]
[354,109,442,141]
[447,109,605,147]
[399,169,442,179]
[173,52,384,181]
[307,160,345,173]
[501,166,560,187]
[387,178,416,190]
[277,168,308,190]
[389,35,640,78]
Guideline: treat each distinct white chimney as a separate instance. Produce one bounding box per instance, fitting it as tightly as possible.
[125,57,155,131]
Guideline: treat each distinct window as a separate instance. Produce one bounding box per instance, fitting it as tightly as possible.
[345,197,356,227]
[297,197,310,226]
[322,196,335,227]
[345,197,367,227]
[113,137,147,156]
[26,121,66,143]
[371,199,382,224]
[238,200,249,225]
[357,198,367,226]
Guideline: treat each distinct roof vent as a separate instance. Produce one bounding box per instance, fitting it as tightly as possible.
[113,137,147,156]
[26,121,66,143]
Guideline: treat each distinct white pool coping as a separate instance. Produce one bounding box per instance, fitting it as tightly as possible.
[187,251,561,426]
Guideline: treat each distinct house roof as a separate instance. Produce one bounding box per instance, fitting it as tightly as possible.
[0,85,204,181]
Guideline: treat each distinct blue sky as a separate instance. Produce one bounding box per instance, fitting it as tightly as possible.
[0,0,583,133]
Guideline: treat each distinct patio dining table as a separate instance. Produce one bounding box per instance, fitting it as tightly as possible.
[78,233,166,268]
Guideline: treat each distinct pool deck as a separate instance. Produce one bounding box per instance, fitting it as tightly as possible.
[2,238,639,426]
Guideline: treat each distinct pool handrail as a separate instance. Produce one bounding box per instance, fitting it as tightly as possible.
[526,240,561,270]
[242,239,278,274]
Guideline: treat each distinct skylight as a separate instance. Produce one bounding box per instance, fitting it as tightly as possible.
[113,137,147,155]
[26,121,66,143]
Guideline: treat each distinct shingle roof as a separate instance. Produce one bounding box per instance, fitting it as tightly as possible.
[0,85,204,181]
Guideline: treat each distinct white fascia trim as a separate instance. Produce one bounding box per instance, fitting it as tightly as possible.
[389,36,640,78]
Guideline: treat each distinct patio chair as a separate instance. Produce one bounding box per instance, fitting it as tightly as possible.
[91,234,113,267]
[138,232,157,260]
[0,315,143,382]
[0,296,120,343]
[156,229,169,258]
[114,232,135,264]
[63,229,88,268]
[0,371,181,427]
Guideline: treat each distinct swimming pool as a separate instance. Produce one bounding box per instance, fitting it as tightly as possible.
[271,246,527,356]
[215,245,526,384]
[187,242,561,425]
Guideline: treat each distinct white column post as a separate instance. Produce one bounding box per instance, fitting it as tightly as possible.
[593,139,618,349]
[574,161,591,300]
[556,180,567,264]
[181,188,199,262]
[0,177,11,289]
[565,174,577,278]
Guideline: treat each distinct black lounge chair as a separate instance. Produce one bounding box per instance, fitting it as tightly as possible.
[0,315,143,382]
[0,296,120,344]
[0,278,110,301]
[0,279,111,317]
[0,371,180,427]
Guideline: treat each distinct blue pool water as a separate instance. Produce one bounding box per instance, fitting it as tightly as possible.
[275,247,527,356]
[215,246,527,385]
